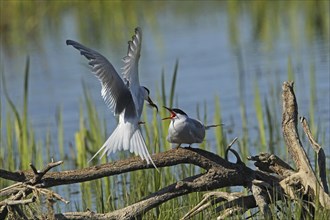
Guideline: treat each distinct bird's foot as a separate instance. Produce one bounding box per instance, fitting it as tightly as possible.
[138,121,145,125]
[175,144,181,149]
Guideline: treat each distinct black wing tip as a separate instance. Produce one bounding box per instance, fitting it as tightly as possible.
[66,39,74,46]
[66,40,94,61]
[134,27,142,40]
[135,27,142,33]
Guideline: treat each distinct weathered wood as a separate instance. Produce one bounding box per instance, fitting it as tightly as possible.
[1,81,329,219]
[248,153,295,178]
[281,81,330,209]
[1,146,279,219]
[300,116,328,193]
[181,192,245,220]
[251,180,272,218]
[1,147,250,189]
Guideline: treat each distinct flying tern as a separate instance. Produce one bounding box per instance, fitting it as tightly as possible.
[67,27,158,169]
[162,106,220,147]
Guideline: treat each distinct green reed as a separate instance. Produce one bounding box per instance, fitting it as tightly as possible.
[254,81,267,152]
[287,56,295,82]
[214,97,226,158]
[309,63,317,136]
[1,55,329,219]
[265,98,275,154]
[56,106,65,160]
[1,57,39,170]
[3,1,329,57]
[238,92,250,163]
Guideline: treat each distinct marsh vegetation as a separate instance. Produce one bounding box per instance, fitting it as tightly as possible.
[1,1,329,219]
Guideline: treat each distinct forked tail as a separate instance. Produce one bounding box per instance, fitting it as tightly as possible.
[88,124,123,163]
[130,128,159,171]
[88,123,158,171]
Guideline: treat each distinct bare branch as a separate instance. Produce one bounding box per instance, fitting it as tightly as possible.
[0,148,246,188]
[29,161,63,185]
[248,153,295,178]
[181,192,243,220]
[251,180,272,218]
[0,161,66,219]
[300,116,328,193]
[0,196,36,206]
[225,137,238,161]
[225,137,245,165]
[26,185,70,204]
[215,195,256,217]
[282,81,310,170]
[281,81,330,209]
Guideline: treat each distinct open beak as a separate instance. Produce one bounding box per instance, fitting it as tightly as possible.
[162,106,176,120]
[147,96,158,112]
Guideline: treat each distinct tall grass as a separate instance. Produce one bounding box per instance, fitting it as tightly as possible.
[0,57,328,219]
[214,97,226,158]
[287,56,295,82]
[1,57,39,170]
[309,63,317,136]
[56,106,64,160]
[254,81,267,152]
[238,88,250,163]
[2,1,329,57]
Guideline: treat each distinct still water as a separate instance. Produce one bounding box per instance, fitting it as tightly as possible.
[1,1,329,211]
[1,3,329,156]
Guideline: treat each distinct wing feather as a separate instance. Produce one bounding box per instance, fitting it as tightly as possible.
[189,119,205,143]
[121,27,142,85]
[66,40,136,118]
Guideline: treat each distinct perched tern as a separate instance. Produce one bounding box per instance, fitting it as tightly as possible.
[66,27,158,169]
[162,106,220,147]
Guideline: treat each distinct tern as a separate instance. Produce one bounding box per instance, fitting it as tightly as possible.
[67,27,158,169]
[162,106,220,147]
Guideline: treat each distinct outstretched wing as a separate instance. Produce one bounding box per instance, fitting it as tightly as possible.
[121,27,142,86]
[66,40,136,118]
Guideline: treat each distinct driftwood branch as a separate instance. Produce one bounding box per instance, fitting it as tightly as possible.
[1,81,329,219]
[281,82,330,209]
[182,81,330,219]
[0,161,67,220]
[1,147,252,188]
[1,145,279,219]
[300,116,328,193]
[181,191,245,220]
[248,152,295,178]
[250,179,272,218]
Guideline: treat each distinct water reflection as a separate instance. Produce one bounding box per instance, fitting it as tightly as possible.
[1,1,329,54]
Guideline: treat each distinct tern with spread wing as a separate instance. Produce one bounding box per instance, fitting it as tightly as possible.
[162,106,220,147]
[67,27,158,169]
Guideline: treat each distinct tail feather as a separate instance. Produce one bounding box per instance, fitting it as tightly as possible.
[204,124,224,130]
[130,129,159,172]
[88,123,159,172]
[107,126,121,156]
[123,128,131,151]
[88,134,112,163]
[88,124,122,162]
